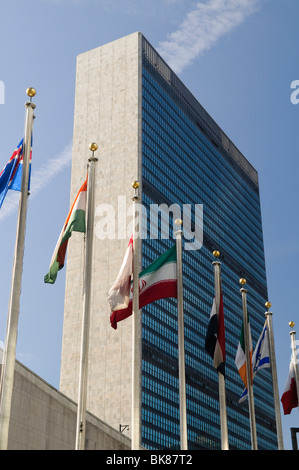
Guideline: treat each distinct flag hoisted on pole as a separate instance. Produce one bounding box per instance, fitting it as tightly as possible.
[281,322,299,416]
[236,278,258,450]
[175,218,188,450]
[205,250,229,450]
[238,320,270,404]
[108,214,178,450]
[108,235,133,315]
[75,143,98,450]
[0,88,36,450]
[0,138,30,209]
[109,244,177,329]
[264,302,284,450]
[131,180,141,451]
[44,177,87,284]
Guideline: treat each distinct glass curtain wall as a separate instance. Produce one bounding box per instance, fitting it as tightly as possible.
[140,44,277,450]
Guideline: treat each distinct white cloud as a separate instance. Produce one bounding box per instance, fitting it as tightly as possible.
[0,141,72,222]
[157,0,261,74]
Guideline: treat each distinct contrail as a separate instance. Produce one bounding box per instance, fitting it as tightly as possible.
[157,0,261,74]
[29,141,72,196]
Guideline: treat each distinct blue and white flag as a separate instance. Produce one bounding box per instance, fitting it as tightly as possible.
[0,139,32,209]
[238,321,270,403]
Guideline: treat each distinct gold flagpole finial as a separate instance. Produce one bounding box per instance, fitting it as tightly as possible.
[265,301,272,310]
[213,250,220,258]
[26,88,36,102]
[89,142,98,152]
[239,278,246,285]
[88,143,98,162]
[132,180,140,189]
[289,321,295,329]
[132,180,140,202]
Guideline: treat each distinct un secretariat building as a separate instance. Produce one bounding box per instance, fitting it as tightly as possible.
[59,32,277,450]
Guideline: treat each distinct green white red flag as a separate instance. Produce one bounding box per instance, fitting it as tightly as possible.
[109,244,177,329]
[44,177,87,284]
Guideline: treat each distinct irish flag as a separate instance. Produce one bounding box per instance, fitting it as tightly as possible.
[281,359,298,415]
[235,316,253,389]
[110,245,177,329]
[44,177,87,284]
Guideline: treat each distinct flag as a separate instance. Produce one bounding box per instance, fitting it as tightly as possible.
[10,137,32,192]
[281,359,298,415]
[235,315,253,389]
[239,321,270,402]
[108,235,133,312]
[205,290,225,376]
[0,139,29,208]
[44,177,87,284]
[110,245,177,329]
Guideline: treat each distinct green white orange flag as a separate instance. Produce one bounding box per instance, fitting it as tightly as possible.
[109,244,177,329]
[44,177,87,284]
[235,316,253,389]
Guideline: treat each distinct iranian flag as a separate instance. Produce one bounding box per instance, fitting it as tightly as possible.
[235,316,253,389]
[44,177,87,284]
[110,245,177,329]
[281,359,298,415]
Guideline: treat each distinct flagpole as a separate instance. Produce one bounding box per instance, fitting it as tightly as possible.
[289,321,299,410]
[239,278,258,450]
[264,302,284,450]
[212,251,229,450]
[0,88,36,450]
[131,180,141,450]
[75,143,98,450]
[175,218,188,450]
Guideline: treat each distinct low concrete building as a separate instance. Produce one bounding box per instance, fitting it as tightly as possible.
[1,358,131,450]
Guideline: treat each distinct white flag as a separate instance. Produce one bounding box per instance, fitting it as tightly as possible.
[108,236,133,312]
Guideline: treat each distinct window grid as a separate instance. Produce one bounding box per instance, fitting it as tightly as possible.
[141,63,277,450]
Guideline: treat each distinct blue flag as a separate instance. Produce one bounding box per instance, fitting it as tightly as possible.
[238,321,270,403]
[0,139,32,209]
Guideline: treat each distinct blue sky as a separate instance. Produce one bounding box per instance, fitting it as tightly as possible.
[0,0,298,450]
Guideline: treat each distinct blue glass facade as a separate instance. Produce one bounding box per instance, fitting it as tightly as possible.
[140,38,277,450]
